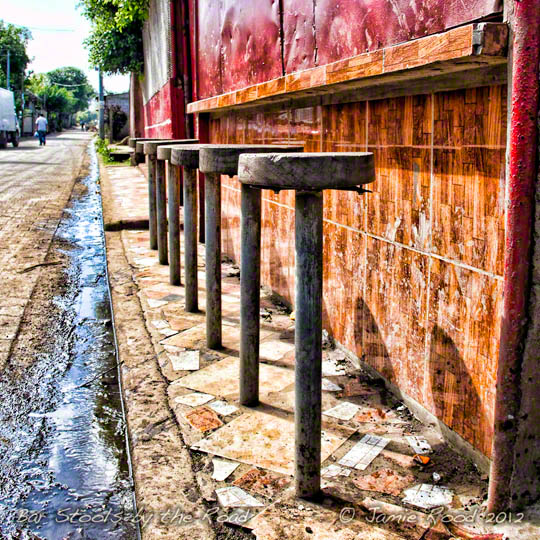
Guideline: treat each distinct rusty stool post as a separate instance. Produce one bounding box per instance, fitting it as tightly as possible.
[199,145,302,350]
[171,145,202,311]
[143,139,197,260]
[238,152,375,498]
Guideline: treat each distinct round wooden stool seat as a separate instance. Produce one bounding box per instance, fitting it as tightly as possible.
[239,151,375,190]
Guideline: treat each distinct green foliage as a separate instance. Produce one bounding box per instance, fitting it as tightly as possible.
[0,20,32,109]
[76,110,98,125]
[79,0,148,75]
[94,136,112,162]
[47,67,95,112]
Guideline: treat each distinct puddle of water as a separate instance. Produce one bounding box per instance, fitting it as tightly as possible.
[0,143,137,538]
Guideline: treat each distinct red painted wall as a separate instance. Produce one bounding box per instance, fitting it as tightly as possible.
[193,0,502,98]
[143,79,186,139]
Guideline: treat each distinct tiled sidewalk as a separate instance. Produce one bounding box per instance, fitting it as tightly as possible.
[102,163,527,540]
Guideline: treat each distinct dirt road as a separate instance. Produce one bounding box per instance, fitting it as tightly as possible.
[0,130,90,367]
[0,131,136,538]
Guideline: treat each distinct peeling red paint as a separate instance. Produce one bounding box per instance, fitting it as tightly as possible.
[282,0,316,72]
[221,0,282,92]
[143,79,185,139]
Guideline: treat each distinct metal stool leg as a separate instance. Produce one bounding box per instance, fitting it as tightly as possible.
[240,184,262,406]
[168,163,181,284]
[184,167,198,312]
[205,172,222,349]
[147,155,158,250]
[295,191,323,499]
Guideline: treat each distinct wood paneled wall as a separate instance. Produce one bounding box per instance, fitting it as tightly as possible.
[210,84,506,458]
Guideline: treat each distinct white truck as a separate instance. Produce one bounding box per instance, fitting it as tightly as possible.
[0,88,20,148]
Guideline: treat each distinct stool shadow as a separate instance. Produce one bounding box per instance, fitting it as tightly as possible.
[427,324,485,445]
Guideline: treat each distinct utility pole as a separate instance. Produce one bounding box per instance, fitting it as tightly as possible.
[6,50,10,90]
[98,67,105,140]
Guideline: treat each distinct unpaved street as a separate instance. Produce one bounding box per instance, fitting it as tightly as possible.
[0,130,89,366]
[0,131,135,538]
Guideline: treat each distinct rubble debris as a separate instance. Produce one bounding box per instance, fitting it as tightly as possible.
[321,464,351,478]
[211,458,240,481]
[341,380,377,397]
[169,349,200,371]
[321,378,342,392]
[184,406,223,432]
[406,435,432,455]
[402,484,453,510]
[339,435,390,470]
[175,392,214,407]
[355,407,388,423]
[323,401,360,421]
[215,486,264,508]
[233,468,290,497]
[432,472,441,483]
[414,454,431,466]
[208,400,238,417]
[353,468,415,496]
[322,357,347,376]
[445,522,504,540]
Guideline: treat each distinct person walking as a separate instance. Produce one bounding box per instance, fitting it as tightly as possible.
[35,114,48,146]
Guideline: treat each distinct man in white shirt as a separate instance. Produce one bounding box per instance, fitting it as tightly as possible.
[35,114,48,146]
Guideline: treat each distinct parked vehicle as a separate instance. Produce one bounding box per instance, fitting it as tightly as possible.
[0,88,21,148]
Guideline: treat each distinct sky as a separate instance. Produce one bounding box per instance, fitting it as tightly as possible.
[0,0,130,96]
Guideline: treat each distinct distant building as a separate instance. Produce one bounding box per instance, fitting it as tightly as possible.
[104,91,130,140]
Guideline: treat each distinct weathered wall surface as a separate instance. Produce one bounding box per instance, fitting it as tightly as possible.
[194,0,502,98]
[142,0,178,138]
[209,84,507,458]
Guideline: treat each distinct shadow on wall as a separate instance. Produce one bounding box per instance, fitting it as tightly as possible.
[353,297,395,384]
[427,324,485,448]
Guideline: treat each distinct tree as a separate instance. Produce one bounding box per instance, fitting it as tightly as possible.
[0,20,31,109]
[79,0,148,75]
[47,67,95,111]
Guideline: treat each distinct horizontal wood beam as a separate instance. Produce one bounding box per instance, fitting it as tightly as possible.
[187,22,508,115]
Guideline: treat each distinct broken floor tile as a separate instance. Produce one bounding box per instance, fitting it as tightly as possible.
[176,356,293,399]
[402,484,453,510]
[169,350,200,371]
[159,293,183,303]
[353,468,414,496]
[184,406,223,432]
[193,410,354,475]
[175,392,214,407]
[215,486,264,508]
[208,400,238,417]
[158,327,177,337]
[406,435,432,455]
[233,468,290,498]
[322,378,342,392]
[211,458,240,481]
[321,464,351,478]
[133,257,157,267]
[258,339,295,361]
[381,450,416,469]
[146,298,168,309]
[151,319,170,329]
[339,435,390,470]
[323,402,360,421]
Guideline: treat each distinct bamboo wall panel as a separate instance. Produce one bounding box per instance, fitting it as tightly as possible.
[210,84,506,457]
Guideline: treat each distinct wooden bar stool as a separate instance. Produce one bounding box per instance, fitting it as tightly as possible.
[157,142,198,286]
[170,144,202,311]
[238,152,375,498]
[199,144,303,350]
[142,139,197,258]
